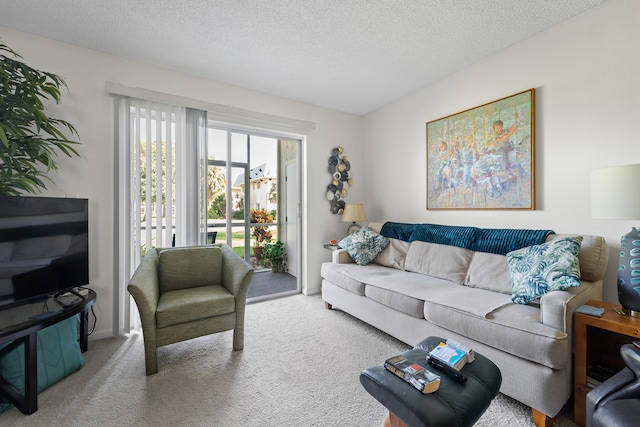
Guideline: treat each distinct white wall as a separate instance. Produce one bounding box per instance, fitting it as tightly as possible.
[0,27,364,338]
[363,0,640,303]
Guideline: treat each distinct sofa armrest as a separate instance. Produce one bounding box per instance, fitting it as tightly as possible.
[332,249,354,264]
[539,280,603,332]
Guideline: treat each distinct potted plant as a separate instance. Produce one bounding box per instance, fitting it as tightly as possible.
[260,240,285,272]
[0,40,80,196]
[250,208,273,261]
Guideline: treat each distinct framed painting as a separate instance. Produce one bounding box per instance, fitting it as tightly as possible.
[426,89,535,210]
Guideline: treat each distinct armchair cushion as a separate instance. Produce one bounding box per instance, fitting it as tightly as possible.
[158,246,222,293]
[156,285,235,329]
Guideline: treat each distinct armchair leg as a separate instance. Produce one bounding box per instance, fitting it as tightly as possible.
[145,348,158,376]
[233,329,244,351]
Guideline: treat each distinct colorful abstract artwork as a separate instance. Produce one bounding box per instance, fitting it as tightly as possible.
[426,89,535,210]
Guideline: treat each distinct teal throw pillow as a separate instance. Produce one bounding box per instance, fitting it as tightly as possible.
[507,236,583,304]
[339,227,390,266]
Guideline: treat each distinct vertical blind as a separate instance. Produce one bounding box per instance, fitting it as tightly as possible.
[133,99,183,255]
[115,96,207,334]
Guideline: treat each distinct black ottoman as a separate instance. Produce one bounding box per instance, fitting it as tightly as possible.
[360,336,502,427]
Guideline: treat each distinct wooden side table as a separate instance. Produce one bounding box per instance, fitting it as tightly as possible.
[573,299,640,426]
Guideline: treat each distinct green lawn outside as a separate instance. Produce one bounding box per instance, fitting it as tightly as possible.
[215,229,279,258]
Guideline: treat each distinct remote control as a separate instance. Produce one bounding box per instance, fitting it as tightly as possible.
[428,357,467,384]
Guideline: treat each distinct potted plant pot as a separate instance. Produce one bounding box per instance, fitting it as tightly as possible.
[252,246,264,262]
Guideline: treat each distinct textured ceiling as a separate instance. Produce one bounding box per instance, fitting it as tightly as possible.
[0,0,607,115]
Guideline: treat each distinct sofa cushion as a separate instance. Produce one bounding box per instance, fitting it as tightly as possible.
[156,285,235,328]
[405,241,473,284]
[158,246,222,293]
[320,262,366,295]
[367,222,385,233]
[329,260,510,318]
[424,300,569,369]
[372,238,410,270]
[416,280,512,318]
[507,236,583,304]
[547,234,608,282]
[365,285,424,318]
[465,251,511,294]
[339,227,389,266]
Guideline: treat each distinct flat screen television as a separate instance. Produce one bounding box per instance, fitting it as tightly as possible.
[0,195,89,309]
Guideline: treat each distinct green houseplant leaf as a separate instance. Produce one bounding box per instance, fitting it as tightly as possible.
[260,240,285,272]
[0,39,80,196]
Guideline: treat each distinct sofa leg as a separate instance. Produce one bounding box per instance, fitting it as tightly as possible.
[385,412,407,427]
[324,301,332,309]
[531,408,554,427]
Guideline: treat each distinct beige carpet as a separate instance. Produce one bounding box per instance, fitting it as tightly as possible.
[2,294,578,426]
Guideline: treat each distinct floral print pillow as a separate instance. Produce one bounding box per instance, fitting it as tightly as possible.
[507,236,583,304]
[339,227,390,266]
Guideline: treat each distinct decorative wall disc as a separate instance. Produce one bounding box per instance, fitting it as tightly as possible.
[327,146,352,214]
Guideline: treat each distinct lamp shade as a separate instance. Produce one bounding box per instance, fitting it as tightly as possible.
[591,164,640,220]
[341,204,367,223]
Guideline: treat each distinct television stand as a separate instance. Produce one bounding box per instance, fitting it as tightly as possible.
[0,289,96,414]
[53,288,86,309]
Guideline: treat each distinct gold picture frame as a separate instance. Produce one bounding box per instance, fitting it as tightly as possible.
[426,89,535,210]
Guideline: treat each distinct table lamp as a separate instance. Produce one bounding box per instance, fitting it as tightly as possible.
[342,203,367,235]
[591,164,640,317]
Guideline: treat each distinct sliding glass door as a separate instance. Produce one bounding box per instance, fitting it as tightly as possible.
[207,129,252,259]
[207,126,300,278]
[116,93,305,335]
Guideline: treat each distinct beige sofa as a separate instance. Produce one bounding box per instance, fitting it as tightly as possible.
[321,222,609,425]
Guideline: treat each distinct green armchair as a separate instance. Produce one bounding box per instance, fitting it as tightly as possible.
[127,244,254,375]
